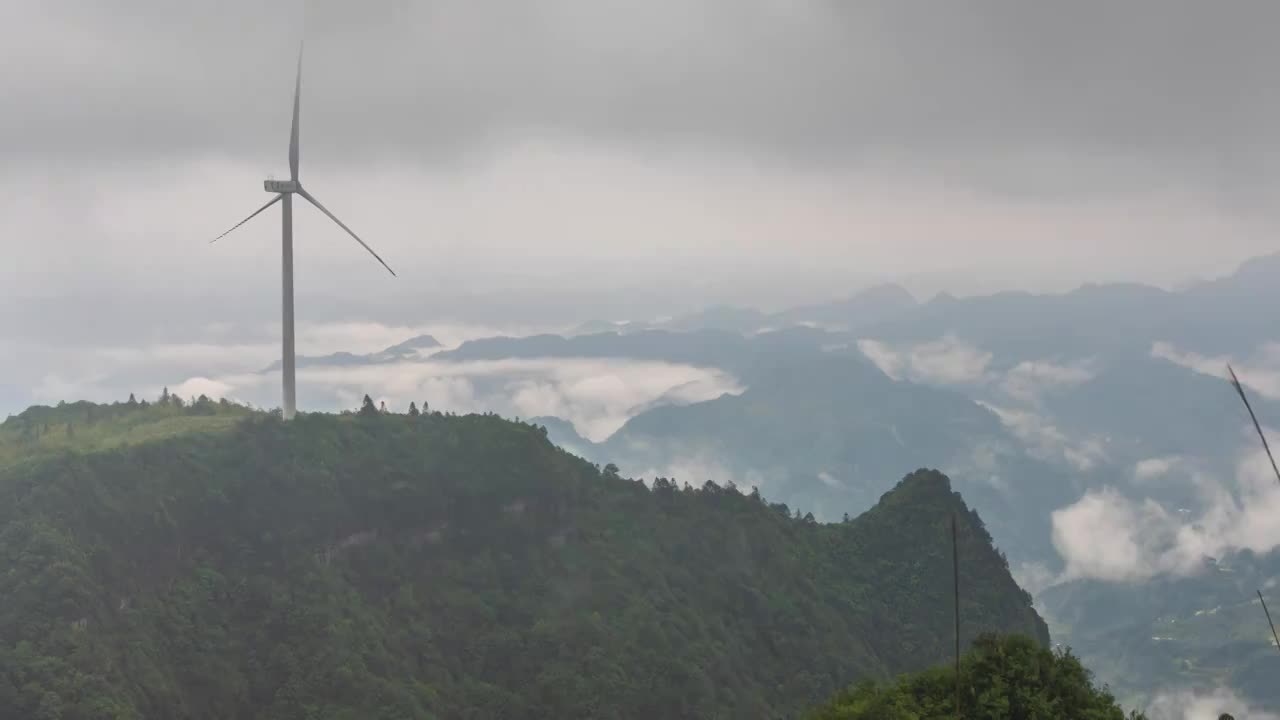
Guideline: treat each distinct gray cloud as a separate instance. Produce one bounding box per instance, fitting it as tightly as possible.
[7,1,1280,383]
[1133,456,1183,482]
[999,360,1097,406]
[7,1,1280,187]
[1051,448,1280,582]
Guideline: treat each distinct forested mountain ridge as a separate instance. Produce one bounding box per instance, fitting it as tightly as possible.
[0,402,1044,719]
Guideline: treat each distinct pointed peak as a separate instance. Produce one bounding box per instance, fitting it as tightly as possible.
[883,468,956,502]
[865,469,997,545]
[869,468,973,520]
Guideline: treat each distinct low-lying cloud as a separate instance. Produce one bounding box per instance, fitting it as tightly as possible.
[857,337,1111,473]
[6,316,743,449]
[999,359,1097,405]
[1146,687,1280,720]
[1152,341,1280,400]
[858,337,1098,410]
[1134,456,1182,482]
[1052,448,1280,582]
[857,335,992,385]
[188,357,742,442]
[981,403,1107,472]
[5,320,561,417]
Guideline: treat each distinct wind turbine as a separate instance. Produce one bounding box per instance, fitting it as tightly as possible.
[212,46,395,420]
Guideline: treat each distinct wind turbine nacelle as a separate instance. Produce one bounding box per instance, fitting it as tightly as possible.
[264,179,300,193]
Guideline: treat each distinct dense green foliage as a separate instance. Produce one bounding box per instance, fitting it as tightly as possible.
[0,403,1045,719]
[809,633,1145,720]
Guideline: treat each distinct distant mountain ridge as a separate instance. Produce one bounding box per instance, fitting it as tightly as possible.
[569,252,1279,361]
[860,251,1280,361]
[775,283,919,329]
[571,283,918,336]
[260,334,440,372]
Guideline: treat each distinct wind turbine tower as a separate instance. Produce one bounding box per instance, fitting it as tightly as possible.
[212,47,396,420]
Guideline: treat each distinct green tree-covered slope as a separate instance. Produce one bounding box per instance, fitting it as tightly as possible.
[809,633,1145,720]
[0,403,1045,719]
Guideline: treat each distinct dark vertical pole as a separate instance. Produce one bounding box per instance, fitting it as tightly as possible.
[952,512,961,719]
[1260,590,1280,654]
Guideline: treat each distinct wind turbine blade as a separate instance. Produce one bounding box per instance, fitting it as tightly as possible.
[211,194,283,243]
[289,44,302,181]
[298,188,396,276]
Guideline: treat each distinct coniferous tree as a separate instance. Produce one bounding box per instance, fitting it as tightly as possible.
[160,387,171,404]
[408,402,420,417]
[127,393,138,407]
[358,395,379,417]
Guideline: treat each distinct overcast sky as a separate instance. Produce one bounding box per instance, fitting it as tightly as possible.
[3,1,1279,380]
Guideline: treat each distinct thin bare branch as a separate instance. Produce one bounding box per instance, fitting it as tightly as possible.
[1259,590,1280,654]
[1227,365,1280,486]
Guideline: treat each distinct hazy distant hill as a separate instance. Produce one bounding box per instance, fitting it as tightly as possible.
[775,283,918,330]
[861,252,1280,361]
[436,328,755,369]
[0,402,1046,720]
[570,283,917,337]
[260,334,441,372]
[566,254,1278,358]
